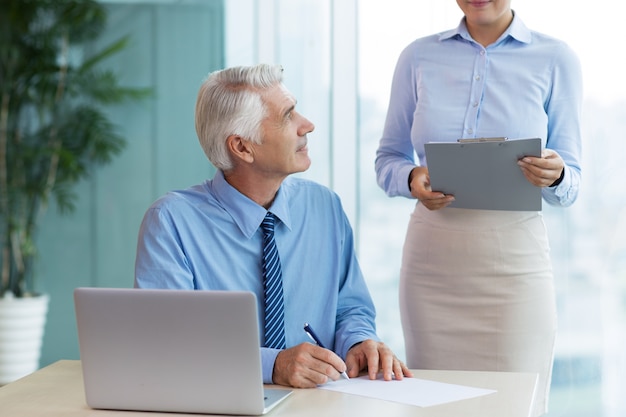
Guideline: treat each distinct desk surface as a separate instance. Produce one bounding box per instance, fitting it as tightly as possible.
[0,360,536,417]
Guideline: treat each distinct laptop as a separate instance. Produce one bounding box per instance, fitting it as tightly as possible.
[74,287,292,415]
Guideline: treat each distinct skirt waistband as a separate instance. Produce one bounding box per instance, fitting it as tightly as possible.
[413,202,542,231]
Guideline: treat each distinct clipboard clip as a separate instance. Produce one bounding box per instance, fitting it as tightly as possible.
[457,137,508,143]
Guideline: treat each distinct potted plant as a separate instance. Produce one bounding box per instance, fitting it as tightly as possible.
[0,0,149,384]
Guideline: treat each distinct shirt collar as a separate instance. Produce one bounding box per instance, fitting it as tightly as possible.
[211,170,292,239]
[439,10,532,46]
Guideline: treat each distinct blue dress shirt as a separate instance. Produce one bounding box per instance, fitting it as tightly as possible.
[135,170,379,383]
[376,13,582,207]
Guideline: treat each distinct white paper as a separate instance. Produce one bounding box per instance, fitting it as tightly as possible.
[318,375,496,407]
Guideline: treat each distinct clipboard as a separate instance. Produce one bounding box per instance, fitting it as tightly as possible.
[424,137,542,211]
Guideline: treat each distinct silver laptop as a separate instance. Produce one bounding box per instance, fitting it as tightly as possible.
[74,287,292,415]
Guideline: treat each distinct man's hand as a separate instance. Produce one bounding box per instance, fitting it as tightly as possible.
[272,343,349,387]
[345,339,413,381]
[409,166,455,210]
[517,149,565,187]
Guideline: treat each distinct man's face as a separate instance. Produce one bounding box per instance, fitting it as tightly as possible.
[250,84,315,180]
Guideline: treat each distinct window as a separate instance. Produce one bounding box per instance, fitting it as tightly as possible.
[225,1,626,415]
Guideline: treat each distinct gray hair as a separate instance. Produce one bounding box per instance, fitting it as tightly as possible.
[194,64,284,171]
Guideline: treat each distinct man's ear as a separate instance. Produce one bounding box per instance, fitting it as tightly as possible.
[226,134,255,164]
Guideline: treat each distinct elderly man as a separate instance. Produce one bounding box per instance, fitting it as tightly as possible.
[135,64,411,387]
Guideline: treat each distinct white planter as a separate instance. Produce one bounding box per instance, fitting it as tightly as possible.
[0,294,49,385]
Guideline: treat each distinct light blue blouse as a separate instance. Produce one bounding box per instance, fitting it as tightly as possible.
[134,170,378,383]
[376,13,582,207]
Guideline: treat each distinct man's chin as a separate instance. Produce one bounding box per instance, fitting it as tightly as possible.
[292,157,311,174]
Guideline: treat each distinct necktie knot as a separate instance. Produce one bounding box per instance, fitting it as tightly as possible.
[261,212,275,235]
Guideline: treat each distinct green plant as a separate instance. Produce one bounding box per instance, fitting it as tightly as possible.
[0,0,150,297]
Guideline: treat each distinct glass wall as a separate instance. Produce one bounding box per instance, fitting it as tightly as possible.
[358,3,626,417]
[225,1,626,416]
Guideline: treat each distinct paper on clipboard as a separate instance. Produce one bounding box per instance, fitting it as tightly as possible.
[424,137,542,211]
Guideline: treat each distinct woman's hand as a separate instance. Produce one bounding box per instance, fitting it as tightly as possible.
[517,149,565,187]
[409,167,455,210]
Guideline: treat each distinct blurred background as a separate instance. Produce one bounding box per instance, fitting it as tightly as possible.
[29,1,625,416]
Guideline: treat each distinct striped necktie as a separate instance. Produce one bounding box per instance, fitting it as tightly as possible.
[260,212,286,349]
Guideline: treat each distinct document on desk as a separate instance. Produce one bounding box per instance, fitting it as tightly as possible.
[424,137,542,211]
[319,375,496,407]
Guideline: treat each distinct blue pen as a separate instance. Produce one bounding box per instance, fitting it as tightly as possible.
[303,322,349,380]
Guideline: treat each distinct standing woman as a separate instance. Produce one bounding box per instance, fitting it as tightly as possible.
[375,1,582,416]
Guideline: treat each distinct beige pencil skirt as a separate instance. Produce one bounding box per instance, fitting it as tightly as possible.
[399,203,556,417]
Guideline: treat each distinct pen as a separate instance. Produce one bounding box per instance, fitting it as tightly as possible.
[303,322,349,380]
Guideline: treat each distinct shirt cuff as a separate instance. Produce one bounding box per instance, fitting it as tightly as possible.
[338,334,380,360]
[400,164,418,198]
[261,347,281,384]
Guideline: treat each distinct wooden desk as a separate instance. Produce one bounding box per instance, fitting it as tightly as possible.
[0,360,536,417]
